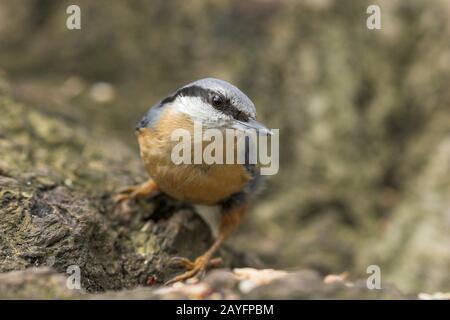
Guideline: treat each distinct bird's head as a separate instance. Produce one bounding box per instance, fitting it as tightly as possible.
[138,78,271,136]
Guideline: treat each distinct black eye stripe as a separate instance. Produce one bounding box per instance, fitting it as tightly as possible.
[212,94,225,107]
[210,94,228,111]
[160,85,250,122]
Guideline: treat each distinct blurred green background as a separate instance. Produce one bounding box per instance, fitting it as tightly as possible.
[1,0,449,294]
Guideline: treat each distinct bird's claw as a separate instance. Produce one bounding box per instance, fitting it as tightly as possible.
[113,181,158,222]
[114,193,134,204]
[169,256,222,269]
[114,187,143,204]
[165,256,222,286]
[117,185,137,194]
[114,180,159,205]
[169,256,196,269]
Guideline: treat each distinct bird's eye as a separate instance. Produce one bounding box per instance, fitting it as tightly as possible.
[211,95,224,107]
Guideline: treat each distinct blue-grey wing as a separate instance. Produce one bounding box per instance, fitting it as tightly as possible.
[135,101,165,131]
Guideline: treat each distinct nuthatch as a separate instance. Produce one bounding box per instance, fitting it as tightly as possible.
[116,78,271,285]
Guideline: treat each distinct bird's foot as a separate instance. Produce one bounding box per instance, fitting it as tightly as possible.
[114,179,159,221]
[114,179,159,204]
[164,255,222,286]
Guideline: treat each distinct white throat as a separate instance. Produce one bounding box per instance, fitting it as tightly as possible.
[172,96,232,128]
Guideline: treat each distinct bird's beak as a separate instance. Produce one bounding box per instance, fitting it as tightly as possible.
[232,119,273,136]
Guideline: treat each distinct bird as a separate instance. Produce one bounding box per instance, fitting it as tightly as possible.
[115,78,271,285]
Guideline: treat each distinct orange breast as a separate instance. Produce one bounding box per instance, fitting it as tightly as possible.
[137,110,251,205]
